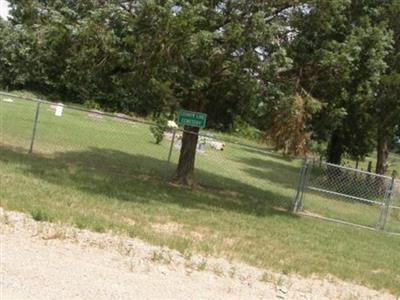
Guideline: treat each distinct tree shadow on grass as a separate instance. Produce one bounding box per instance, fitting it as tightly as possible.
[234,157,301,190]
[237,144,295,162]
[0,147,296,218]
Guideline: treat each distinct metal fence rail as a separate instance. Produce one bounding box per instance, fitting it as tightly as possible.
[0,92,298,214]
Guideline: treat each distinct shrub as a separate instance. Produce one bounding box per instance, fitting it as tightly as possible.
[150,115,168,144]
[30,207,52,221]
[230,116,262,141]
[83,99,100,110]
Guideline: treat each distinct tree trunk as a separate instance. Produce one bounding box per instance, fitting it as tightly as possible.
[327,130,344,165]
[376,135,389,175]
[174,125,200,185]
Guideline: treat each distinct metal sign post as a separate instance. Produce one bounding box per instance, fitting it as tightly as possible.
[167,130,176,164]
[29,102,41,154]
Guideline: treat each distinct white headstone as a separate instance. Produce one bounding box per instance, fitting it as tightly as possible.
[167,120,178,129]
[55,103,64,117]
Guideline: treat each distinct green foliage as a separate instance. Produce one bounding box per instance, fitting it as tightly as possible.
[289,0,393,163]
[308,141,327,158]
[30,207,52,222]
[83,99,100,110]
[372,1,400,172]
[230,116,262,142]
[390,137,400,154]
[1,0,293,130]
[150,115,168,144]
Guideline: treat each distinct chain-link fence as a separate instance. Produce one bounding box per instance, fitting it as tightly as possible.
[1,92,399,234]
[293,159,400,234]
[0,92,298,215]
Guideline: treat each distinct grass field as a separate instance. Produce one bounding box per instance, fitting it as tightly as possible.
[1,91,400,295]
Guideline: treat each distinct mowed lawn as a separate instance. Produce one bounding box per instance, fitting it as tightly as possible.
[1,92,400,295]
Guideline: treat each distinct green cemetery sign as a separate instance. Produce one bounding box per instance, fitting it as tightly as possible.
[177,110,207,128]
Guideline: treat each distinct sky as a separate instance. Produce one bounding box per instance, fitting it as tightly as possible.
[0,0,10,20]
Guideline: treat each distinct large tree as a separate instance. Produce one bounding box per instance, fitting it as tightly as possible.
[0,17,38,89]
[131,1,296,184]
[289,0,392,164]
[373,0,400,175]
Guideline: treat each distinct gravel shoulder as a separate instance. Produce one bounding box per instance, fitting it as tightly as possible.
[0,208,395,300]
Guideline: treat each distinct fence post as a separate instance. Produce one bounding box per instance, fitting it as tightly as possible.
[29,101,41,154]
[293,159,308,213]
[377,175,395,230]
[299,159,312,211]
[167,130,176,164]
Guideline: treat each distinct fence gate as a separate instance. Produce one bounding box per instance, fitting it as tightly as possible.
[293,160,399,232]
